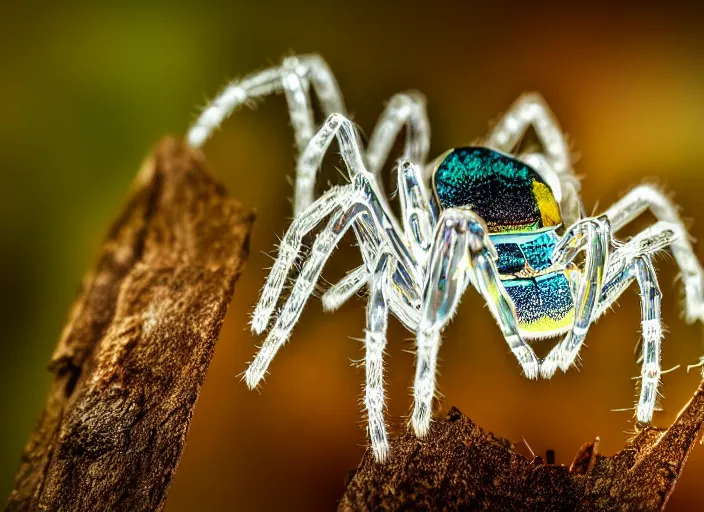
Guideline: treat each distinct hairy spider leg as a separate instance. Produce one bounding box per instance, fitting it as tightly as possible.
[250,185,354,334]
[350,213,422,331]
[595,240,664,424]
[313,93,432,310]
[296,113,370,213]
[188,53,432,218]
[543,183,704,378]
[297,113,423,271]
[555,223,678,421]
[322,158,436,312]
[366,92,430,178]
[187,54,349,216]
[487,93,571,178]
[246,200,365,388]
[300,114,428,330]
[321,265,369,311]
[353,181,423,329]
[486,93,582,227]
[297,90,429,215]
[411,212,470,437]
[632,257,662,424]
[540,216,610,377]
[188,55,433,317]
[247,116,428,458]
[604,184,704,323]
[296,114,427,313]
[300,91,431,300]
[187,54,345,152]
[411,208,539,437]
[397,160,435,264]
[246,184,422,393]
[597,222,685,420]
[364,252,394,462]
[542,221,682,402]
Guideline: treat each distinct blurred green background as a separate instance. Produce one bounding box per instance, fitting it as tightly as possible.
[2,2,704,510]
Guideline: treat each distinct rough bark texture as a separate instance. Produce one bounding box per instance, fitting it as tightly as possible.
[341,380,704,511]
[7,137,253,512]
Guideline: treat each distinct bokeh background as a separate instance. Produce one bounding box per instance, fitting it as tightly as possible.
[2,2,704,510]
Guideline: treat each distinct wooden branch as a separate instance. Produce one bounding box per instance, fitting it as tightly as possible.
[6,137,253,512]
[340,380,704,511]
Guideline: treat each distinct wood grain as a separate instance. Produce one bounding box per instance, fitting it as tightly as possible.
[6,137,253,511]
[341,381,704,511]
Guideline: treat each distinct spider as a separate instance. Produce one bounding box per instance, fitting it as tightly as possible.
[187,54,704,462]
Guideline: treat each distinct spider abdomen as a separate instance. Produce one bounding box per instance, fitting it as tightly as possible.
[432,146,561,234]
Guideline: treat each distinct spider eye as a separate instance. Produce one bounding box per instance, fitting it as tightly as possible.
[433,147,562,234]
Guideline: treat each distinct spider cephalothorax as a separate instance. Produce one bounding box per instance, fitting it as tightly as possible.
[187,54,704,462]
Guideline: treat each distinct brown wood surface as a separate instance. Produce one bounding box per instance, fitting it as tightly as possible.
[340,380,704,511]
[6,137,253,511]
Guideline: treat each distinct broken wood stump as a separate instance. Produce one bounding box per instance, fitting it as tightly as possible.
[340,380,704,511]
[6,137,253,511]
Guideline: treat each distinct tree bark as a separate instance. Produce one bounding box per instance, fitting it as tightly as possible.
[340,380,704,511]
[6,137,253,512]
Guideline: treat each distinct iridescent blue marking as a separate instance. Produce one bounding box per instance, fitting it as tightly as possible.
[490,229,575,335]
[492,230,560,275]
[433,147,561,233]
[496,243,525,274]
[521,231,558,271]
[503,272,575,335]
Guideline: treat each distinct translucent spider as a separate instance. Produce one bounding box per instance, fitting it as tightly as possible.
[187,54,704,462]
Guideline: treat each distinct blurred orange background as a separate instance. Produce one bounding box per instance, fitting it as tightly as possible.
[2,2,704,510]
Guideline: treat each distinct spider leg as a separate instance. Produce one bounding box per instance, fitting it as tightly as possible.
[487,92,571,175]
[398,160,435,266]
[486,93,582,226]
[633,257,662,424]
[596,251,662,424]
[541,216,610,376]
[319,160,434,312]
[321,265,368,312]
[321,221,421,330]
[301,113,424,299]
[321,160,435,317]
[250,185,354,335]
[296,91,430,215]
[354,201,423,332]
[365,92,430,178]
[188,54,344,150]
[364,252,394,462]
[570,224,673,422]
[187,54,348,216]
[320,93,432,306]
[254,113,403,330]
[412,211,471,437]
[604,184,704,323]
[411,208,538,437]
[246,201,364,388]
[249,116,423,388]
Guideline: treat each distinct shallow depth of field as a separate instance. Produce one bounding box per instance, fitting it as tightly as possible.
[1,3,704,510]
